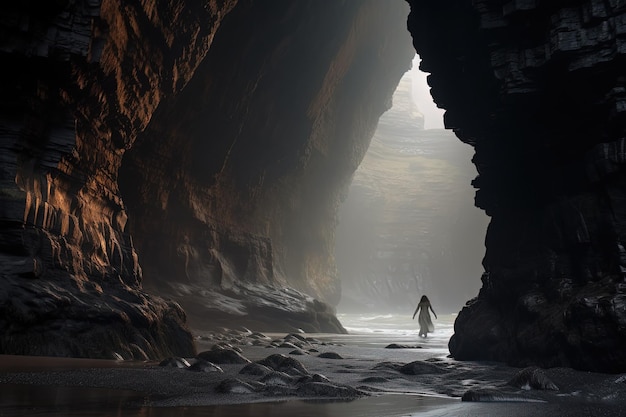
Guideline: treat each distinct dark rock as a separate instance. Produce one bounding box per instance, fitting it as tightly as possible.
[461,389,546,403]
[196,349,251,364]
[278,342,300,349]
[407,0,626,372]
[188,359,223,373]
[373,362,403,372]
[0,0,412,358]
[298,373,332,384]
[215,378,258,394]
[239,363,272,376]
[259,371,295,386]
[385,344,422,349]
[158,357,191,369]
[399,361,447,375]
[256,354,309,376]
[296,382,365,398]
[285,333,308,343]
[507,367,559,391]
[318,352,343,359]
[211,343,242,353]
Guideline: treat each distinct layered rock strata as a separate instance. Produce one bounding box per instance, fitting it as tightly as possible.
[407,0,626,372]
[0,0,414,357]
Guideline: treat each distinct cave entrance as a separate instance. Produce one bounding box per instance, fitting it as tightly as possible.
[335,55,489,316]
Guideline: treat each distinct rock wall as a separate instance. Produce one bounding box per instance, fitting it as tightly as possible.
[118,0,414,332]
[407,0,626,372]
[0,0,414,358]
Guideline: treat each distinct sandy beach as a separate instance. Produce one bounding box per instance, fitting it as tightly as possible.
[1,314,625,416]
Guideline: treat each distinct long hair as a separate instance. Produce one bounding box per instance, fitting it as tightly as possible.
[419,295,430,304]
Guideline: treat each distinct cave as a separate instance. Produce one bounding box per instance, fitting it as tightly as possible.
[1,0,626,374]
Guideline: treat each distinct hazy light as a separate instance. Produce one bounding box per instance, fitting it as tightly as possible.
[409,55,445,130]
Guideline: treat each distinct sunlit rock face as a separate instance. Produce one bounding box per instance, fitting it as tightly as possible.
[336,71,487,314]
[0,0,414,357]
[408,0,626,372]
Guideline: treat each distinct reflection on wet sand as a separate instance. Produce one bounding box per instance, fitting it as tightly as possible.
[2,314,625,417]
[0,383,458,417]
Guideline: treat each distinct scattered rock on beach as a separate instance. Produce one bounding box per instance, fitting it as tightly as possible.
[158,357,190,368]
[296,381,366,398]
[215,378,259,394]
[461,388,546,403]
[197,348,251,364]
[385,343,422,349]
[239,363,273,376]
[260,371,295,386]
[188,358,223,373]
[399,360,446,375]
[318,352,343,359]
[279,342,300,349]
[373,361,402,371]
[257,353,309,376]
[507,366,559,391]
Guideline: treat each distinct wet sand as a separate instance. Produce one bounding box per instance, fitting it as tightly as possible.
[1,315,625,416]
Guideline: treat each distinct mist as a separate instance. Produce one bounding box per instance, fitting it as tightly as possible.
[335,55,490,315]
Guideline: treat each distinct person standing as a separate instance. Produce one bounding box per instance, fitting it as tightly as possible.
[412,295,437,337]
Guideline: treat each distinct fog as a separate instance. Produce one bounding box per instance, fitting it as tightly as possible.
[335,55,490,315]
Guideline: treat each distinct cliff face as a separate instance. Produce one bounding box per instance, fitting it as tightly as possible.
[407,0,626,372]
[0,0,413,358]
[119,1,415,332]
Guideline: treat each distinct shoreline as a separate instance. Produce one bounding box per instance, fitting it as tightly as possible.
[1,321,626,416]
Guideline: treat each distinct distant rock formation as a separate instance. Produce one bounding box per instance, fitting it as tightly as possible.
[336,69,487,313]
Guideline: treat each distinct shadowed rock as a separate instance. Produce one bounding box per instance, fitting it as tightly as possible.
[399,361,446,375]
[159,357,190,368]
[462,388,546,403]
[279,342,300,349]
[318,352,343,359]
[507,367,559,391]
[257,354,309,376]
[215,378,258,394]
[385,344,422,349]
[239,363,272,376]
[211,343,243,353]
[188,358,223,373]
[296,382,366,398]
[260,371,295,386]
[373,361,403,371]
[298,373,332,384]
[197,349,251,364]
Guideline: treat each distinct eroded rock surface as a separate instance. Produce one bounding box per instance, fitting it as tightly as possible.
[0,0,413,357]
[407,0,626,371]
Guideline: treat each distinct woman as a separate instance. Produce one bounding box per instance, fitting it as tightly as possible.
[412,295,437,337]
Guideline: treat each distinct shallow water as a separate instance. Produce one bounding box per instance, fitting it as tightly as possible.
[337,312,455,350]
[0,384,460,417]
[0,313,456,416]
